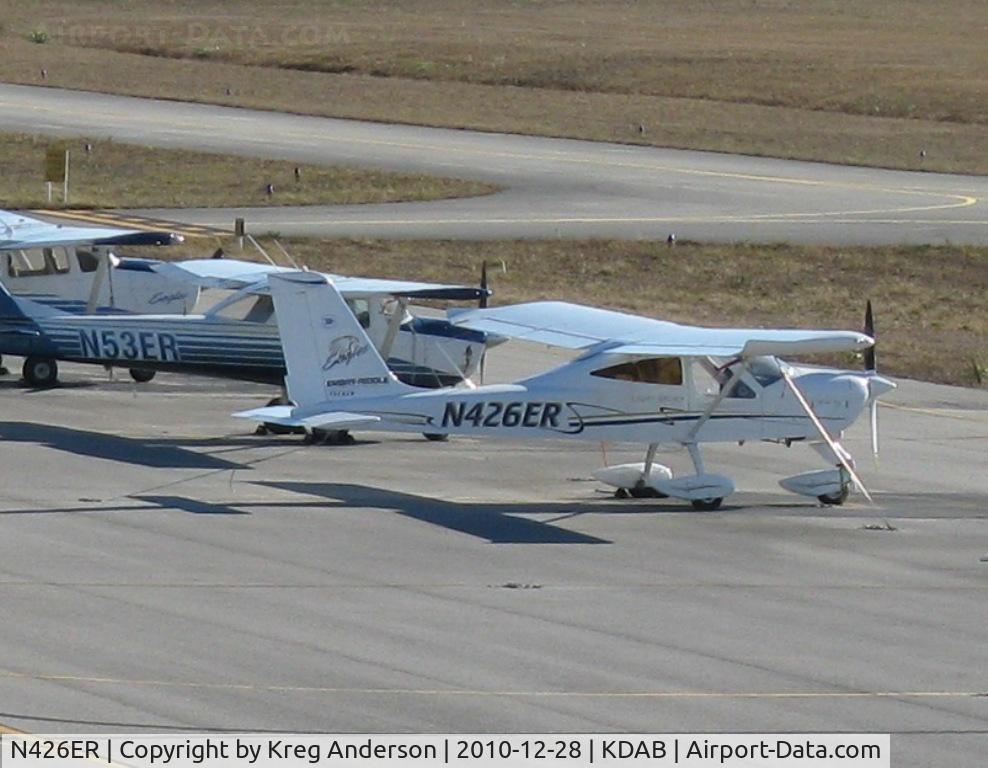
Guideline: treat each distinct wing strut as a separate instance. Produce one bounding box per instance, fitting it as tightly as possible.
[686,360,745,441]
[85,250,111,314]
[780,368,873,503]
[379,298,407,360]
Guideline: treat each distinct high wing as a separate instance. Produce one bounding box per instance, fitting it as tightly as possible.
[156,258,489,300]
[0,210,182,249]
[448,301,872,357]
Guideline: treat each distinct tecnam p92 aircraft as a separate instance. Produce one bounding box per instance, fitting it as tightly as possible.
[237,272,896,510]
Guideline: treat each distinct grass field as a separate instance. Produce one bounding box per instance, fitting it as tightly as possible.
[0,133,495,209]
[2,1,986,173]
[144,236,988,388]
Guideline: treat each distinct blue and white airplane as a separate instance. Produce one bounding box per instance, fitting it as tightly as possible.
[0,265,493,391]
[0,212,496,392]
[236,272,897,509]
[0,209,195,317]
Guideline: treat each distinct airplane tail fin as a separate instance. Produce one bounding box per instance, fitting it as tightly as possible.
[268,271,408,407]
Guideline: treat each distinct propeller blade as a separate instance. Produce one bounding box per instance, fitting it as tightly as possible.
[781,368,873,503]
[863,299,876,372]
[479,261,489,309]
[869,398,879,458]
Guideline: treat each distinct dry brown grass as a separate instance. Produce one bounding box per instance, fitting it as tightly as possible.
[2,1,986,173]
[0,133,495,209]
[145,236,988,388]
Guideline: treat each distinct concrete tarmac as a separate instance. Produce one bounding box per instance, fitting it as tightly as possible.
[0,345,985,766]
[0,84,986,244]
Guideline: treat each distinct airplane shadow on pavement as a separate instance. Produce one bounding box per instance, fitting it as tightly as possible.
[255,481,613,544]
[0,421,247,470]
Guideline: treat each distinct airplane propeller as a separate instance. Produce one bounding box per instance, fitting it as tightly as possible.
[863,299,876,371]
[479,260,489,309]
[477,261,490,383]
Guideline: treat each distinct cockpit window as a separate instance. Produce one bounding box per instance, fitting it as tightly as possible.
[76,250,99,273]
[214,294,275,323]
[50,248,70,274]
[721,367,756,398]
[745,355,783,387]
[6,248,64,278]
[695,357,760,399]
[345,298,371,329]
[592,357,683,385]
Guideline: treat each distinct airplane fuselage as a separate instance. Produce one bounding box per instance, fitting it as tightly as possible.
[2,311,486,387]
[291,357,871,446]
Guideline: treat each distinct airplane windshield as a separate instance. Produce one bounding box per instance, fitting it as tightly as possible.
[714,356,783,398]
[745,356,783,386]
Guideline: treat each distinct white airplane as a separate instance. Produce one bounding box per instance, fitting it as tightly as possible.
[0,209,195,316]
[236,272,897,510]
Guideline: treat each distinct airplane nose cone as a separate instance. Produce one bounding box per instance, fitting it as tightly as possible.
[867,374,897,400]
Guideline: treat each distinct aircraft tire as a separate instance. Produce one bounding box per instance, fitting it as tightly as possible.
[690,497,723,511]
[306,429,353,445]
[23,356,58,387]
[817,486,849,506]
[129,368,156,383]
[629,485,667,499]
[423,433,450,442]
[263,395,304,435]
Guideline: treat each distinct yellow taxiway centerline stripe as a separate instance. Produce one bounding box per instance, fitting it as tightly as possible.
[880,402,988,421]
[213,213,985,228]
[0,670,983,700]
[202,122,983,205]
[28,208,163,230]
[4,97,981,220]
[27,209,226,237]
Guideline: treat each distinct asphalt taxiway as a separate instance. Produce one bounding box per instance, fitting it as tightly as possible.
[1,83,986,244]
[0,344,985,766]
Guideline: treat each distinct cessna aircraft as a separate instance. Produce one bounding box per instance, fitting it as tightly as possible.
[236,272,896,509]
[0,209,195,316]
[0,261,493,393]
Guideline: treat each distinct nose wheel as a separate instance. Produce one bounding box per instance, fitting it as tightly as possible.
[817,486,850,506]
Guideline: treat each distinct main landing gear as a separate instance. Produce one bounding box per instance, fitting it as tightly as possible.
[593,442,735,511]
[22,356,58,387]
[129,368,156,383]
[17,358,158,388]
[778,454,853,506]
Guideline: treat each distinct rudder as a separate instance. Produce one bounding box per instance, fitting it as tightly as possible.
[268,271,406,406]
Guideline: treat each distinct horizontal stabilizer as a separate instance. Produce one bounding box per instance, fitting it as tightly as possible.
[233,405,380,430]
